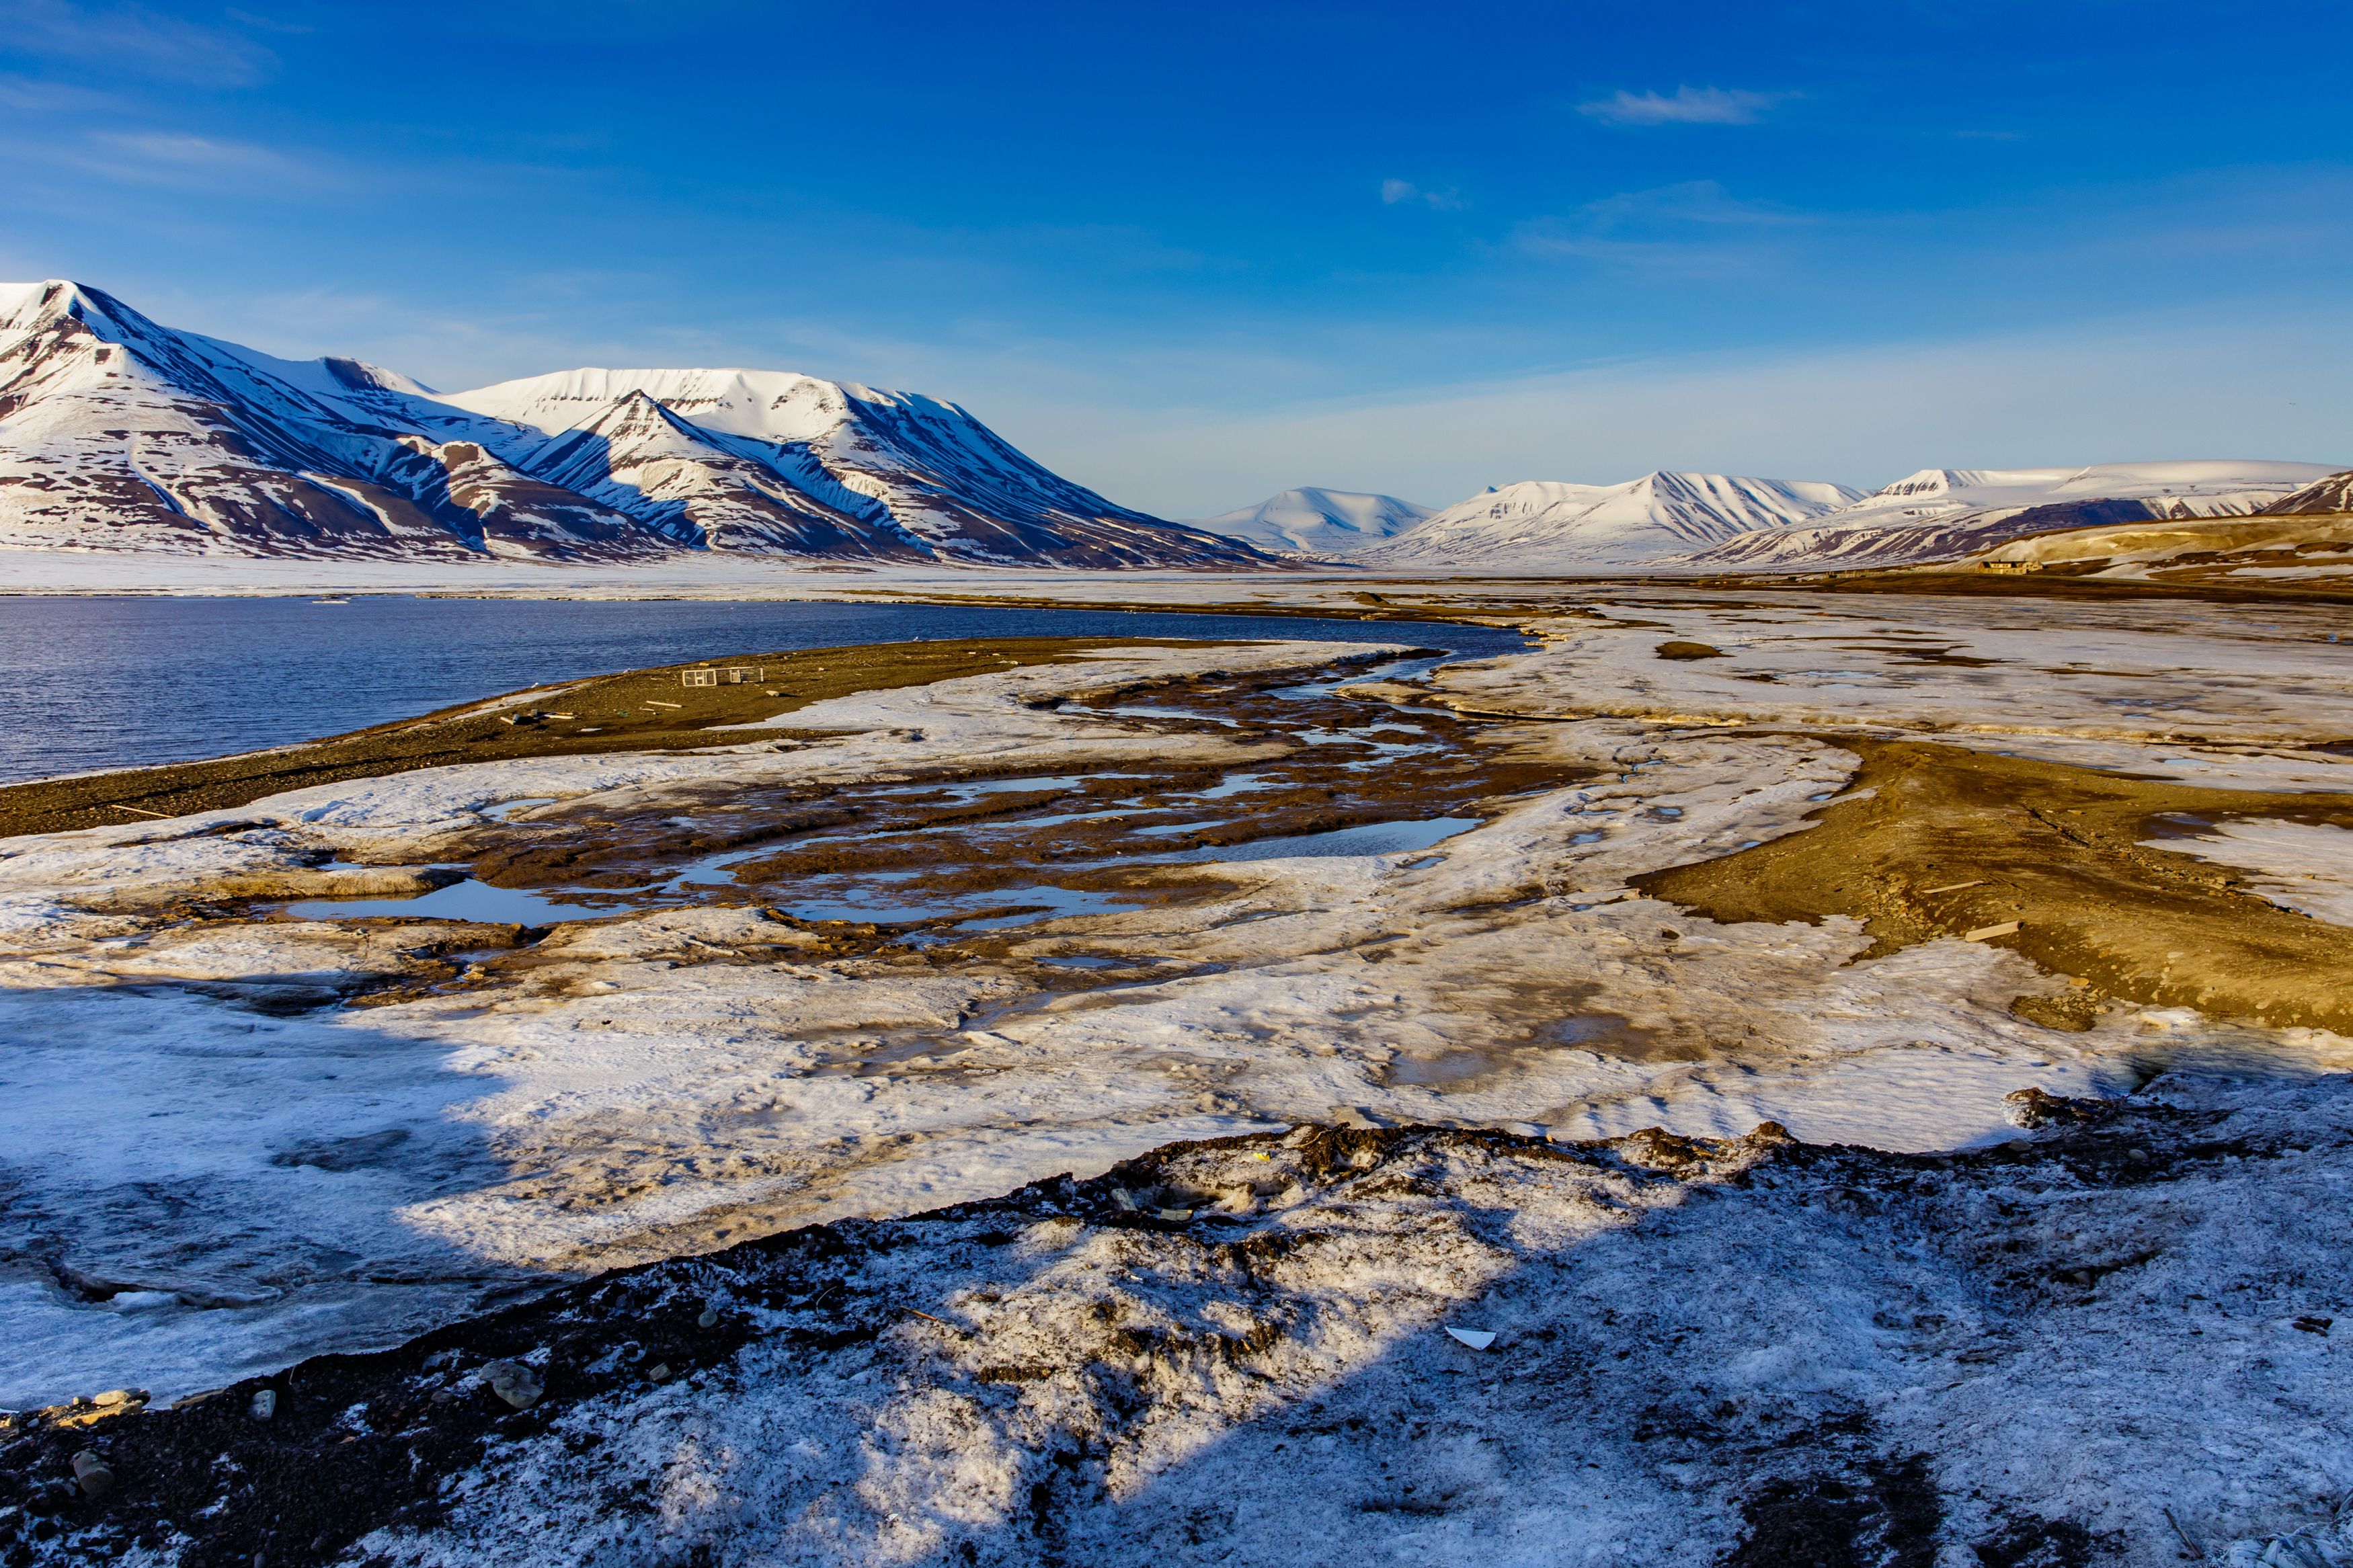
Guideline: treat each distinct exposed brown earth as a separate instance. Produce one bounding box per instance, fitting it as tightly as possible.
[0,638,1209,839]
[319,663,1583,1012]
[1636,738,2353,1034]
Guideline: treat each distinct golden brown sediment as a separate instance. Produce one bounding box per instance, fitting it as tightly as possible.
[1636,739,2353,1034]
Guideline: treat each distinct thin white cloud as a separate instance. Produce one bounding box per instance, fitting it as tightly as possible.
[65,130,323,190]
[1380,178,1464,211]
[0,0,274,85]
[1513,180,1800,272]
[1579,85,1788,127]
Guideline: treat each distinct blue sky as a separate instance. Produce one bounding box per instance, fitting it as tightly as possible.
[3,0,2350,513]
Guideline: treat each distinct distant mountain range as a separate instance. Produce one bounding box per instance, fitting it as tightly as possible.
[4,280,2342,575]
[0,281,1269,569]
[1354,472,1864,571]
[1189,488,1431,554]
[1204,462,2346,573]
[1686,462,2343,571]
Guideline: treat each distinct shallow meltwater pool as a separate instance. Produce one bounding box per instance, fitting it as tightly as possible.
[1154,815,1480,863]
[282,878,627,925]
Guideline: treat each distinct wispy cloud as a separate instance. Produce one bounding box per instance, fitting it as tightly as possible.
[69,129,321,188]
[1381,177,1464,211]
[1514,180,1800,272]
[1579,85,1788,127]
[0,0,275,85]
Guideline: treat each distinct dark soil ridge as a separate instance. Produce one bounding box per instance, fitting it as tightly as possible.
[0,637,1238,840]
[0,1095,2231,1568]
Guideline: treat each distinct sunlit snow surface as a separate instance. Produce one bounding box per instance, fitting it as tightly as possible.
[2,599,2350,1437]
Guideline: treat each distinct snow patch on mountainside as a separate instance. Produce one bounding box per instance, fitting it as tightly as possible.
[1191,487,1432,555]
[2261,468,2353,517]
[1359,471,1862,571]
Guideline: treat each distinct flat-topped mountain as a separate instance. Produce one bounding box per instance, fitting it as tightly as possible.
[1357,471,1864,570]
[0,281,1269,569]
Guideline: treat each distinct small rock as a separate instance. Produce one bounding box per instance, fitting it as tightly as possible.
[91,1389,143,1410]
[647,1363,673,1383]
[697,1308,719,1329]
[480,1360,543,1410]
[70,1450,113,1498]
[248,1389,276,1422]
[2003,1086,2116,1130]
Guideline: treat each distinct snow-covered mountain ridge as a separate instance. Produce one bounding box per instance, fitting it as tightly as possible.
[1190,487,1432,555]
[0,280,1268,568]
[1358,471,1864,570]
[1689,460,2340,571]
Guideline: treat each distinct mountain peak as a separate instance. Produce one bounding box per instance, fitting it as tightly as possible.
[1359,470,1864,571]
[1193,488,1432,554]
[0,280,1271,569]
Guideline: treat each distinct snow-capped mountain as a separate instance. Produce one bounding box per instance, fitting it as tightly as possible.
[1358,471,1863,571]
[0,280,1269,568]
[1691,461,2342,571]
[2260,468,2353,516]
[1191,488,1433,556]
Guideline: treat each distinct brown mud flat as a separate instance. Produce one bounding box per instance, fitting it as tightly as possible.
[1637,739,2353,1034]
[0,1102,2247,1568]
[0,638,1228,840]
[317,661,1581,1007]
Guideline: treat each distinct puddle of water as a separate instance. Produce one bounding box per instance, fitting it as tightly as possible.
[1133,817,1234,837]
[1197,772,1279,800]
[483,797,558,822]
[1037,954,1132,971]
[956,886,1146,930]
[1092,704,1241,727]
[781,880,1146,932]
[1267,654,1448,700]
[878,774,1146,805]
[1021,807,1156,830]
[1158,816,1480,864]
[284,879,623,925]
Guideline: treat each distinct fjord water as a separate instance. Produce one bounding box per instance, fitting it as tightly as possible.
[0,596,1525,785]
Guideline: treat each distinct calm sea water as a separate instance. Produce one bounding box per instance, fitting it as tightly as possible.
[0,597,1525,785]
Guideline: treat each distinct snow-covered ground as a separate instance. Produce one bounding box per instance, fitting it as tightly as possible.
[4,592,2350,1410]
[3,583,2351,1565]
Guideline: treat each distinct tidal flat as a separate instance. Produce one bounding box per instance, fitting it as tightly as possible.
[4,583,2352,1566]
